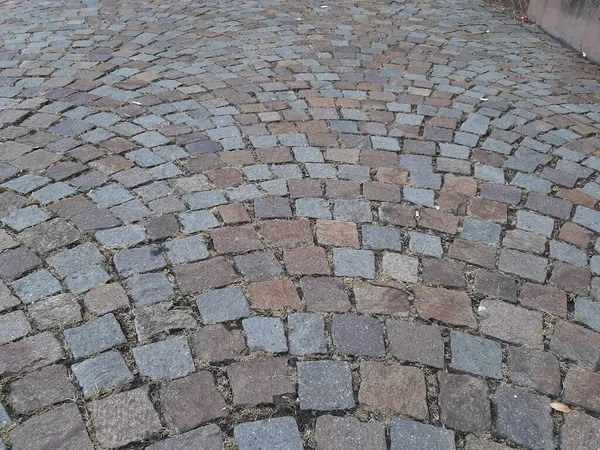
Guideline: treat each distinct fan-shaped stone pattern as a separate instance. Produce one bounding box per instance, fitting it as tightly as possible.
[0,0,599,448]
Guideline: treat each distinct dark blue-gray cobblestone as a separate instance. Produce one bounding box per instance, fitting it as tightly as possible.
[72,351,134,397]
[64,314,127,359]
[133,337,195,381]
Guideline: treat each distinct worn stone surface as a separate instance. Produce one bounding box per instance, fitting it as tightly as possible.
[298,361,355,410]
[451,331,502,379]
[18,218,81,254]
[574,297,600,332]
[134,303,196,341]
[284,246,330,275]
[499,249,548,283]
[314,415,386,450]
[0,282,18,312]
[234,417,303,450]
[354,281,410,314]
[235,251,282,281]
[316,220,360,247]
[160,371,228,432]
[12,269,61,304]
[126,273,174,306]
[332,314,385,357]
[474,270,517,301]
[9,403,93,450]
[520,283,568,317]
[0,310,30,345]
[333,248,376,279]
[114,244,166,277]
[478,300,544,349]
[1,0,600,445]
[495,386,554,450]
[227,358,294,407]
[89,386,161,448]
[301,277,351,312]
[64,314,127,359]
[243,316,288,353]
[464,436,514,450]
[387,320,444,368]
[422,258,466,288]
[562,366,600,413]
[507,347,561,396]
[438,372,491,433]
[134,337,195,381]
[414,286,476,328]
[390,419,455,450]
[175,257,239,294]
[247,278,302,310]
[83,283,129,315]
[381,253,419,283]
[0,332,63,376]
[197,287,250,323]
[10,365,77,414]
[147,424,223,450]
[288,313,327,355]
[550,261,591,295]
[191,324,246,362]
[72,351,134,398]
[359,362,428,419]
[560,411,600,450]
[551,320,600,368]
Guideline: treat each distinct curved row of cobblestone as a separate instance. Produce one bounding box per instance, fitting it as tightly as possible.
[0,0,599,449]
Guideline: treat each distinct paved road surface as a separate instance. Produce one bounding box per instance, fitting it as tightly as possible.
[0,0,599,449]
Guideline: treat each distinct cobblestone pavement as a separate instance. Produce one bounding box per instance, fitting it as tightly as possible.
[0,0,599,448]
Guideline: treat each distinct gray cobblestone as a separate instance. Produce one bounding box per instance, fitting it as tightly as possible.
[362,225,403,251]
[89,184,134,208]
[403,187,435,206]
[549,240,588,267]
[391,419,455,450]
[296,198,331,219]
[574,206,600,233]
[409,232,443,258]
[451,331,502,379]
[72,351,134,397]
[12,270,61,304]
[516,211,554,237]
[461,219,501,245]
[64,314,127,359]
[288,313,327,355]
[197,287,250,323]
[333,248,376,279]
[134,337,195,381]
[2,206,48,231]
[114,244,166,277]
[126,273,174,306]
[95,225,146,249]
[235,418,303,450]
[298,361,355,410]
[163,236,209,264]
[243,317,288,353]
[574,298,600,332]
[65,265,110,294]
